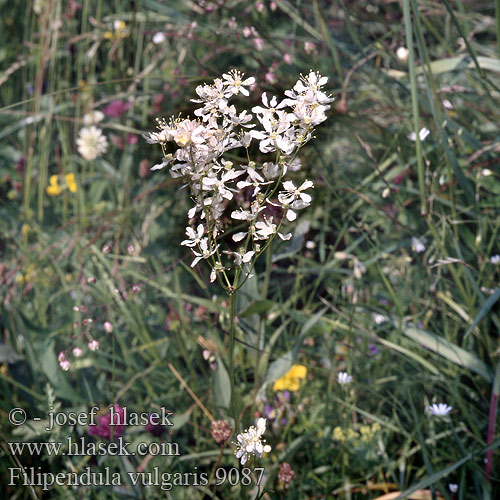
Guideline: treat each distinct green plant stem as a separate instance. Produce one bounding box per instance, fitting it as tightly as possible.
[229,290,239,434]
[402,0,426,216]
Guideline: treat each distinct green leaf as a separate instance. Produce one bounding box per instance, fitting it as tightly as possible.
[238,300,274,318]
[213,357,230,410]
[265,350,294,383]
[0,342,23,363]
[402,325,493,382]
[39,341,84,402]
[464,288,500,339]
[395,437,500,499]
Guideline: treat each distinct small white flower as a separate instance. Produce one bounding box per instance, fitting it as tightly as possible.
[411,237,426,253]
[278,180,314,221]
[408,127,430,142]
[181,224,205,247]
[76,126,108,161]
[222,70,255,97]
[428,403,452,417]
[190,238,218,268]
[152,32,165,44]
[490,254,500,265]
[396,46,409,62]
[443,99,453,110]
[234,418,271,465]
[337,371,352,385]
[104,321,113,333]
[449,483,458,493]
[373,313,386,325]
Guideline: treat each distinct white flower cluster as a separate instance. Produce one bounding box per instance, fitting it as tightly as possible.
[144,70,332,287]
[234,417,271,465]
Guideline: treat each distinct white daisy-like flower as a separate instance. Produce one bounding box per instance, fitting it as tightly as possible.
[490,254,500,265]
[76,126,108,161]
[411,236,426,253]
[428,403,452,417]
[234,418,271,465]
[337,371,352,385]
[408,127,430,142]
[449,483,458,493]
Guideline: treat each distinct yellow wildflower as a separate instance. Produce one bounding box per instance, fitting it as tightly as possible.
[65,173,77,193]
[332,426,345,442]
[46,175,62,196]
[360,425,371,435]
[346,428,360,440]
[46,174,77,196]
[273,364,307,392]
[104,20,129,40]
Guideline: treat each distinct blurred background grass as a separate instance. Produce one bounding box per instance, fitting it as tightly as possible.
[1,0,500,498]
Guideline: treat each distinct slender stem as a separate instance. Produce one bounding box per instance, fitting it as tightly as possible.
[402,0,426,216]
[229,289,239,434]
[485,361,500,481]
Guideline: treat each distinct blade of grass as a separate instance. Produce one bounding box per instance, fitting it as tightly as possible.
[395,437,500,500]
[402,0,426,216]
[463,288,500,340]
[402,324,493,382]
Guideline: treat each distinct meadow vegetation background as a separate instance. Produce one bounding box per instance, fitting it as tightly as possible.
[1,0,500,498]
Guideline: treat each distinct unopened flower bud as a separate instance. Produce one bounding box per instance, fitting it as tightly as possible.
[59,360,70,371]
[88,340,99,351]
[253,37,264,51]
[211,420,232,443]
[104,321,113,333]
[304,41,316,54]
